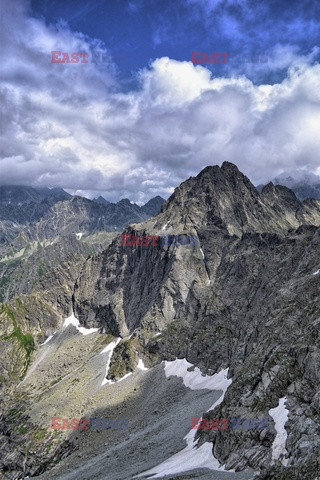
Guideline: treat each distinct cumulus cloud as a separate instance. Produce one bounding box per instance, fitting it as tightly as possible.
[0,0,319,202]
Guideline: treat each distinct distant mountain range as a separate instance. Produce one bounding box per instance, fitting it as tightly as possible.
[0,185,165,211]
[257,170,320,200]
[0,186,165,302]
[0,185,72,205]
[0,185,165,236]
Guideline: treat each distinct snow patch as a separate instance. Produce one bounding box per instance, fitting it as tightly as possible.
[137,358,148,371]
[140,430,225,478]
[162,222,169,230]
[312,269,319,275]
[40,333,56,346]
[269,397,289,466]
[63,313,79,329]
[139,360,232,478]
[78,326,99,336]
[63,313,99,336]
[100,338,121,354]
[164,359,231,395]
[116,372,132,382]
[75,232,83,240]
[199,247,205,259]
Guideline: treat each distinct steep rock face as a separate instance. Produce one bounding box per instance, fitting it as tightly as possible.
[260,182,301,225]
[72,162,320,477]
[191,226,320,472]
[152,162,277,237]
[0,295,62,385]
[31,250,90,319]
[297,197,320,225]
[74,228,208,336]
[73,162,320,337]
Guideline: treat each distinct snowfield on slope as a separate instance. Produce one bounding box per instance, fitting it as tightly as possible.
[63,313,99,336]
[269,397,289,466]
[138,359,233,478]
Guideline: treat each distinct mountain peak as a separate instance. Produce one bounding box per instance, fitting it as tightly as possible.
[221,161,241,174]
[196,162,246,184]
[117,198,133,206]
[141,196,166,216]
[146,162,317,237]
[93,195,110,205]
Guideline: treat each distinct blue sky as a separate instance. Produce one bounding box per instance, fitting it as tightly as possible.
[1,0,319,202]
[30,0,320,86]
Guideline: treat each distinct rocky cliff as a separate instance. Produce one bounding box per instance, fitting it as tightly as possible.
[70,162,320,478]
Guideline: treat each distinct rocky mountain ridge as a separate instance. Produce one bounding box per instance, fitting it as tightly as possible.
[68,162,320,478]
[0,162,319,479]
[0,193,165,302]
[73,162,320,335]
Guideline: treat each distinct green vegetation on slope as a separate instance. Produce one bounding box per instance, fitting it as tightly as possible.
[0,304,35,380]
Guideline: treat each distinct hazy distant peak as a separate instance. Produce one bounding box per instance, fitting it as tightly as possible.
[262,169,320,200]
[274,169,320,187]
[93,195,110,205]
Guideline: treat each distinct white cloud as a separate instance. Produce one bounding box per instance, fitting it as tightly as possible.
[1,0,319,202]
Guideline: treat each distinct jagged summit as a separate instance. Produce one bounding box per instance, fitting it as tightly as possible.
[141,195,166,216]
[117,198,133,206]
[144,162,319,237]
[93,195,110,205]
[261,181,300,205]
[221,160,240,171]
